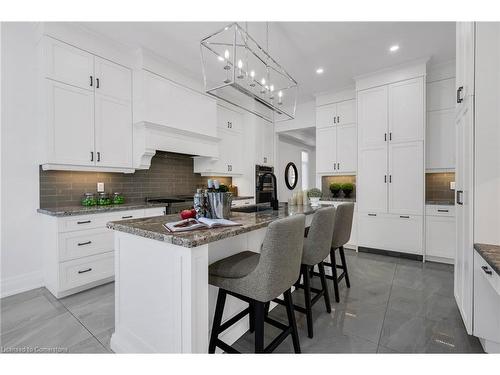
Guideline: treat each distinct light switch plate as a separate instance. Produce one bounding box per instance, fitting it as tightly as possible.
[97,182,105,192]
[450,181,456,190]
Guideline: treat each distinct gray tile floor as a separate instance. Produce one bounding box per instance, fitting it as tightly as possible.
[0,250,484,354]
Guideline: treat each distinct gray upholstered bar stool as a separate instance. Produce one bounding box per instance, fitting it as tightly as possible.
[276,206,336,339]
[320,202,354,303]
[208,214,306,354]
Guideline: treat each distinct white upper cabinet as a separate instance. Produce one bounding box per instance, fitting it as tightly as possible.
[44,37,94,91]
[140,70,217,138]
[426,109,455,170]
[388,142,424,215]
[357,146,388,213]
[94,57,132,102]
[94,94,132,168]
[316,103,337,128]
[388,77,424,143]
[336,124,357,173]
[255,118,274,166]
[427,78,456,111]
[41,36,133,172]
[456,22,475,105]
[357,85,388,148]
[336,99,356,125]
[316,127,337,173]
[218,105,243,133]
[46,80,95,166]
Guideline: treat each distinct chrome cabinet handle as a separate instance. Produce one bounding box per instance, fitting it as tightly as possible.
[78,268,92,274]
[481,266,492,275]
[77,241,92,246]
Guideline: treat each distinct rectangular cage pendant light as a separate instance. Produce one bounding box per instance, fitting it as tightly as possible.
[200,23,298,123]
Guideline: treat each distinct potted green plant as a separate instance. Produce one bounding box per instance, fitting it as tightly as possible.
[307,188,322,206]
[329,183,341,197]
[341,182,354,198]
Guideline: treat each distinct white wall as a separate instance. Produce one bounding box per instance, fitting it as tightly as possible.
[1,23,44,297]
[276,135,315,203]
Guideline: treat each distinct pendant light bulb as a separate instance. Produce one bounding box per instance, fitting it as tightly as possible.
[269,85,275,99]
[237,59,244,79]
[237,59,243,69]
[224,49,230,60]
[249,70,256,87]
[260,78,267,94]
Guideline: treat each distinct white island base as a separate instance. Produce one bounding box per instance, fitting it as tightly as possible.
[110,227,271,353]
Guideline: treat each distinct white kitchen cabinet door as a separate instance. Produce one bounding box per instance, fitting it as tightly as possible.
[473,251,500,348]
[316,127,337,173]
[260,122,275,166]
[336,124,357,173]
[455,101,474,334]
[388,142,424,215]
[94,93,133,168]
[388,78,424,143]
[426,109,455,170]
[216,128,242,174]
[426,215,456,260]
[44,37,94,91]
[456,22,475,106]
[336,99,356,125]
[94,57,132,102]
[357,146,387,213]
[46,80,95,166]
[385,214,423,255]
[316,103,336,128]
[218,106,243,133]
[357,85,388,148]
[357,213,387,250]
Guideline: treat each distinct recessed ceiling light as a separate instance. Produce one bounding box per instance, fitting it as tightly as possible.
[316,68,324,74]
[389,45,400,52]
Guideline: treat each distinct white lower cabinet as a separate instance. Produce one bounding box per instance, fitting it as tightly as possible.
[425,205,456,262]
[41,207,165,298]
[473,251,500,353]
[358,212,423,255]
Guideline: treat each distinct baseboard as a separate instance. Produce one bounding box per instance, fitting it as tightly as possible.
[1,270,44,298]
[358,246,423,261]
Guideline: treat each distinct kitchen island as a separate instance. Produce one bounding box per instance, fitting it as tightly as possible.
[106,204,322,353]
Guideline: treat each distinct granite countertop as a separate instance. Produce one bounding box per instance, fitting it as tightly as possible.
[319,197,356,202]
[107,203,325,248]
[474,243,500,276]
[37,202,167,217]
[426,200,455,206]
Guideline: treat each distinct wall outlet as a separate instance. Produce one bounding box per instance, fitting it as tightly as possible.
[450,181,456,190]
[97,182,105,192]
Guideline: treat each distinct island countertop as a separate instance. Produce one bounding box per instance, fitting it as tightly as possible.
[107,204,323,248]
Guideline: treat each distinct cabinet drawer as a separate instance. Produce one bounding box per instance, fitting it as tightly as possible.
[425,205,455,217]
[425,216,455,259]
[58,209,144,232]
[231,198,254,207]
[59,252,114,292]
[59,228,114,262]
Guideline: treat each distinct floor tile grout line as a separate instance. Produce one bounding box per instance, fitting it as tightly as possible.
[375,261,398,352]
[58,297,111,353]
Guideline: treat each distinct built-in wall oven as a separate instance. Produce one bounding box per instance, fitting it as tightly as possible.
[255,165,274,204]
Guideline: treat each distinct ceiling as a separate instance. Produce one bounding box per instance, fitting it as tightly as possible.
[79,22,455,102]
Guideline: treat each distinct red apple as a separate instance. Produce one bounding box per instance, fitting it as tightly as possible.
[180,209,194,220]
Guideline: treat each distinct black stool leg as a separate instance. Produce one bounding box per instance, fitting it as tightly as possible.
[209,289,227,353]
[284,289,301,353]
[330,249,340,303]
[254,301,265,353]
[264,301,270,319]
[318,262,331,313]
[249,301,255,333]
[302,265,314,338]
[339,246,351,288]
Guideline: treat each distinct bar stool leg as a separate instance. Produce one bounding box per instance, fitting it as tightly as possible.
[284,289,301,353]
[302,264,314,338]
[254,301,265,353]
[339,246,351,288]
[209,289,227,353]
[330,249,340,303]
[318,262,331,313]
[249,301,255,333]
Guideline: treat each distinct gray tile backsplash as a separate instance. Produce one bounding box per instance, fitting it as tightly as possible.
[39,151,230,208]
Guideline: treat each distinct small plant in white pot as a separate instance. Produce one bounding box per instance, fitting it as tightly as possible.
[307,188,322,206]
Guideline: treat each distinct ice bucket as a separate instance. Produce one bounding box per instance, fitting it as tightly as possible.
[207,192,232,219]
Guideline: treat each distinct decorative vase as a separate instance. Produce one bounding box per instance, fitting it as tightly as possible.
[310,197,320,206]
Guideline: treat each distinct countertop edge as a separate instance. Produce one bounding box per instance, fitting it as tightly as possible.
[37,203,167,217]
[474,243,500,276]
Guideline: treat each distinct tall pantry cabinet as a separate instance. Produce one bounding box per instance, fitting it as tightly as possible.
[356,65,426,256]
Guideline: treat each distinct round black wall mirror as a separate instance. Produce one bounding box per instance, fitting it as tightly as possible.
[285,162,298,190]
